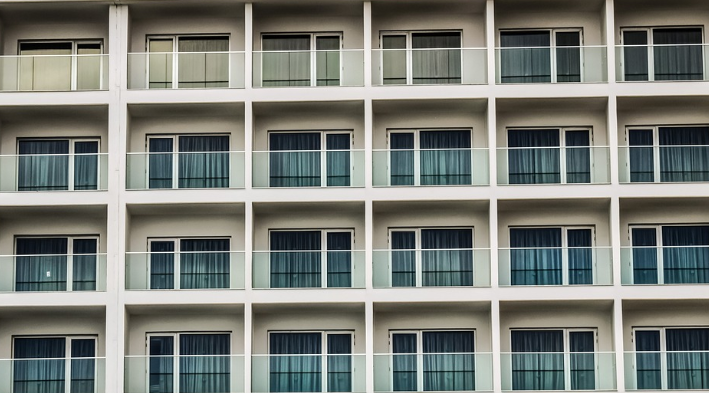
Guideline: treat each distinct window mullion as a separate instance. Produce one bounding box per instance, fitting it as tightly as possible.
[416,229,422,287]
[417,331,424,392]
[67,237,74,292]
[322,231,328,288]
[175,240,181,289]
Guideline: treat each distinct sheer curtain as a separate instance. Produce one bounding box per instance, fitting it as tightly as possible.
[411,32,461,84]
[390,133,415,186]
[382,35,407,85]
[567,229,593,285]
[391,231,416,287]
[327,334,352,392]
[269,133,321,187]
[510,228,562,285]
[662,226,709,284]
[500,32,551,83]
[565,131,591,184]
[659,126,709,182]
[18,140,69,191]
[623,31,649,81]
[177,37,229,88]
[72,239,98,291]
[270,231,322,288]
[629,129,655,182]
[316,36,340,86]
[327,232,352,288]
[16,238,68,291]
[635,331,662,390]
[180,334,230,393]
[631,228,659,284]
[653,28,703,81]
[423,331,475,391]
[178,135,230,188]
[270,333,322,392]
[569,332,595,390]
[74,141,99,190]
[555,32,581,82]
[14,337,67,393]
[148,138,174,189]
[150,241,175,289]
[421,229,473,286]
[392,334,417,391]
[262,35,311,87]
[70,339,96,393]
[180,239,230,289]
[511,330,564,391]
[420,130,472,185]
[507,129,560,184]
[666,329,709,389]
[326,134,351,187]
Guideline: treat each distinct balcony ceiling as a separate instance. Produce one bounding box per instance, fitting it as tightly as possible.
[495,0,604,13]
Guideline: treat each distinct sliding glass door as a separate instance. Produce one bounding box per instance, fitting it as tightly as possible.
[628,126,709,182]
[149,238,230,289]
[631,225,709,284]
[500,30,581,83]
[262,34,341,87]
[622,28,703,81]
[148,135,230,189]
[381,31,461,85]
[148,36,229,88]
[18,139,99,191]
[19,41,103,91]
[269,132,352,187]
[15,237,98,291]
[635,328,709,390]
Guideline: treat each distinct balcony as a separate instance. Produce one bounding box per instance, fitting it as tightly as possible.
[619,144,709,183]
[0,253,107,292]
[373,352,493,392]
[127,51,245,89]
[621,246,709,285]
[2,357,106,393]
[252,150,364,188]
[124,355,244,393]
[252,354,365,393]
[372,248,491,288]
[624,351,709,390]
[253,49,364,87]
[126,151,245,190]
[372,148,489,187]
[498,247,613,286]
[0,153,108,192]
[616,44,709,82]
[495,46,607,84]
[125,251,245,290]
[497,146,611,185]
[252,250,365,289]
[371,48,487,86]
[0,53,108,91]
[501,352,616,391]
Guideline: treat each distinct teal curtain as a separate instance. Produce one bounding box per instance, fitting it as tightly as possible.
[666,329,709,389]
[423,331,475,391]
[653,28,703,81]
[508,129,560,184]
[16,238,68,291]
[148,138,174,189]
[500,32,551,83]
[623,31,649,81]
[269,133,321,187]
[149,336,174,393]
[327,232,352,288]
[326,134,351,187]
[510,228,562,285]
[662,226,709,284]
[262,35,311,87]
[635,331,661,390]
[178,136,229,188]
[180,239,230,289]
[567,229,593,285]
[569,332,595,390]
[511,330,564,390]
[392,334,417,391]
[555,32,581,82]
[70,339,96,393]
[659,126,709,182]
[180,334,230,393]
[327,334,352,392]
[74,141,99,190]
[420,130,472,185]
[14,337,67,393]
[270,333,322,392]
[565,130,591,184]
[629,129,655,182]
[411,32,461,84]
[72,239,98,291]
[390,133,415,186]
[391,231,416,287]
[18,140,69,191]
[270,231,322,288]
[421,229,473,286]
[631,228,659,284]
[150,241,175,289]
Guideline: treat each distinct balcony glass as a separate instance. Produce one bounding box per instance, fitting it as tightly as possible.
[252,354,365,393]
[372,48,486,85]
[0,253,107,292]
[501,352,616,391]
[125,355,244,393]
[252,250,365,289]
[498,247,613,286]
[616,44,708,82]
[252,150,364,188]
[1,357,106,393]
[126,151,244,190]
[0,54,108,91]
[128,51,245,89]
[372,249,490,288]
[495,46,607,84]
[621,246,709,285]
[253,49,364,87]
[625,351,709,390]
[0,152,108,192]
[497,146,610,185]
[372,148,489,187]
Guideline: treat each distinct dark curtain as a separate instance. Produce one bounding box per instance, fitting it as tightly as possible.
[73,239,98,291]
[70,339,96,393]
[326,134,351,187]
[623,31,649,81]
[500,32,551,83]
[629,129,655,182]
[180,334,230,393]
[327,334,352,392]
[423,331,475,391]
[391,231,416,287]
[180,239,230,289]
[659,126,709,182]
[390,133,415,186]
[327,232,352,288]
[511,330,564,390]
[635,331,661,390]
[149,336,174,393]
[18,140,69,191]
[411,32,461,84]
[421,229,473,286]
[178,136,229,188]
[269,133,321,187]
[569,332,595,390]
[392,334,417,391]
[662,226,709,284]
[508,129,560,184]
[270,333,322,392]
[149,138,174,189]
[510,228,562,285]
[74,141,99,190]
[420,130,472,185]
[631,228,659,284]
[666,329,709,389]
[16,238,68,291]
[555,32,581,82]
[270,231,322,288]
[150,241,175,289]
[653,28,703,81]
[567,229,593,285]
[14,337,67,393]
[565,130,591,183]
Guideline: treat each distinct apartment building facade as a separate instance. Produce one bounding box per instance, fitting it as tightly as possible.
[0,0,708,392]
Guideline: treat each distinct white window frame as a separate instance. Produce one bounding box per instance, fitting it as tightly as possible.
[17,137,102,191]
[146,237,231,290]
[379,30,463,85]
[18,40,105,91]
[260,33,343,87]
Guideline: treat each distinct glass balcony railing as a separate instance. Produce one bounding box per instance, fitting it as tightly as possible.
[125,251,245,290]
[616,44,709,82]
[0,253,107,292]
[125,355,244,393]
[252,150,365,188]
[624,351,709,390]
[1,357,106,393]
[127,51,245,89]
[619,145,709,183]
[371,48,487,85]
[0,153,108,192]
[372,149,489,187]
[497,147,611,185]
[0,54,108,91]
[252,354,366,393]
[126,151,245,190]
[621,246,709,285]
[501,352,616,391]
[373,353,493,392]
[252,250,365,289]
[372,249,491,288]
[495,46,607,84]
[253,50,364,87]
[498,247,613,286]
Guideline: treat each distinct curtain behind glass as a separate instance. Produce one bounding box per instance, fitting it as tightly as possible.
[666,329,709,389]
[327,334,352,392]
[19,42,72,91]
[662,226,709,284]
[500,32,551,83]
[70,339,96,393]
[411,32,461,84]
[150,241,175,289]
[73,239,97,291]
[653,28,703,81]
[326,134,351,187]
[631,228,658,284]
[510,228,562,285]
[76,43,102,90]
[390,133,415,186]
[316,36,340,86]
[511,330,564,391]
[18,140,69,191]
[565,131,591,183]
[180,334,230,393]
[507,129,560,184]
[178,135,229,188]
[269,133,321,187]
[270,231,322,288]
[180,239,230,289]
[555,32,581,82]
[177,37,229,88]
[148,39,173,89]
[149,336,174,393]
[392,333,417,391]
[262,35,311,86]
[635,331,661,390]
[623,31,649,81]
[391,231,416,287]
[14,337,66,393]
[423,331,475,391]
[16,238,68,291]
[421,229,473,286]
[629,129,655,182]
[382,35,407,85]
[327,232,351,288]
[270,333,322,392]
[149,138,174,189]
[420,130,472,185]
[569,332,595,391]
[74,141,99,190]
[567,229,593,285]
[659,126,709,182]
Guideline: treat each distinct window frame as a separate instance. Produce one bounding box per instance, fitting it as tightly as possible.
[379,30,463,85]
[260,32,343,87]
[17,137,102,191]
[18,39,105,91]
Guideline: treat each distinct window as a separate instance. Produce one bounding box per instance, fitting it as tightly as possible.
[13,336,97,393]
[499,29,582,83]
[148,238,230,290]
[19,40,103,91]
[269,331,353,393]
[268,131,352,187]
[388,129,472,186]
[269,229,353,288]
[634,327,709,390]
[15,236,99,291]
[511,329,596,391]
[147,35,229,88]
[148,333,230,393]
[507,128,592,184]
[18,138,100,191]
[380,31,461,85]
[390,330,475,392]
[630,225,709,284]
[261,34,342,87]
[147,134,230,189]
[627,126,709,182]
[622,27,703,81]
[389,227,474,287]
[509,227,594,285]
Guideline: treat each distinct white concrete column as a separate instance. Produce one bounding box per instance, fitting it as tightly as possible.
[485,0,496,86]
[365,300,374,393]
[364,98,373,190]
[363,2,372,87]
[244,301,253,393]
[490,298,502,393]
[608,96,620,187]
[613,299,626,392]
[605,0,617,85]
[245,3,253,90]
